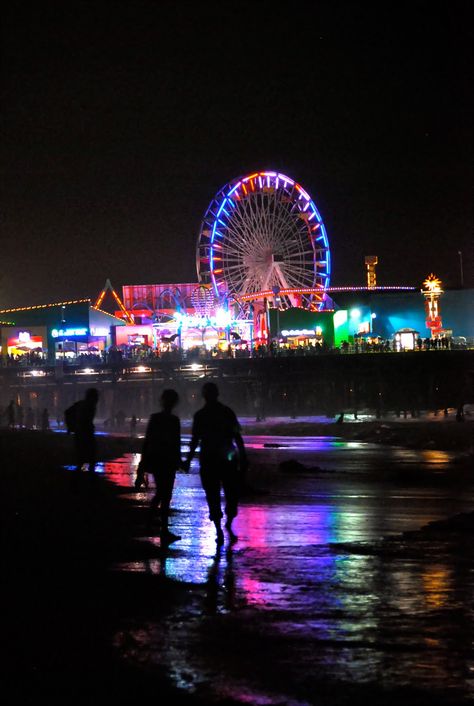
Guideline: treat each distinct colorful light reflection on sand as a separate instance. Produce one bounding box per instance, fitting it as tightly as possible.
[72,446,474,702]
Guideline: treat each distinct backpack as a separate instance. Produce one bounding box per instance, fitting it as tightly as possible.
[64,402,79,434]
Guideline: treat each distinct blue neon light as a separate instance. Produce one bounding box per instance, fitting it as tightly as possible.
[51,327,88,338]
[228,182,241,196]
[205,171,331,307]
[216,200,227,217]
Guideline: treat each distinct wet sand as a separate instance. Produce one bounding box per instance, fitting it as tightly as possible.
[117,413,474,452]
[1,431,191,704]
[237,414,474,449]
[1,427,473,705]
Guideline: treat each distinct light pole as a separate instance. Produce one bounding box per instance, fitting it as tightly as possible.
[370,312,376,334]
[272,285,281,344]
[458,251,464,288]
[249,303,254,357]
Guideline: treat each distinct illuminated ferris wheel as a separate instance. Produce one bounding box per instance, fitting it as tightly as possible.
[196,171,331,309]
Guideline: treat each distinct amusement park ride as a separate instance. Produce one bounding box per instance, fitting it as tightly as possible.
[196,171,332,311]
[97,170,418,336]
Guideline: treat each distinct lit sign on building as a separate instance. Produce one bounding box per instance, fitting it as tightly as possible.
[7,331,43,350]
[281,329,319,337]
[51,327,88,338]
[174,310,233,329]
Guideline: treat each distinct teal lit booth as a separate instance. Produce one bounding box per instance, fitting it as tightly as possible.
[268,308,335,347]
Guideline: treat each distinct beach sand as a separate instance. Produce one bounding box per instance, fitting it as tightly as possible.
[1,422,472,704]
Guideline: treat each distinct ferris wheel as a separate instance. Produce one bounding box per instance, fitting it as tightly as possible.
[196,171,331,310]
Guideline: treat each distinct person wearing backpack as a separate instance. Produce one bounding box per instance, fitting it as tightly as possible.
[67,388,99,473]
[140,389,182,544]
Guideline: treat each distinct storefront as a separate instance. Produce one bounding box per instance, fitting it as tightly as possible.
[113,314,253,355]
[393,328,419,351]
[1,326,47,359]
[0,299,125,362]
[113,324,155,356]
[51,326,93,359]
[268,308,336,348]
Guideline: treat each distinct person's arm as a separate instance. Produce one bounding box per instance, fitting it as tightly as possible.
[176,417,182,468]
[234,430,248,469]
[141,416,154,463]
[135,416,153,488]
[231,411,248,469]
[233,420,249,490]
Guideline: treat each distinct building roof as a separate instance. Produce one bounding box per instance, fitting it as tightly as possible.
[0,298,91,314]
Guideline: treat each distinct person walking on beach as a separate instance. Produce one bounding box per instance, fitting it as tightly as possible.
[26,407,34,430]
[67,388,99,473]
[7,400,15,429]
[140,389,182,544]
[183,382,248,546]
[41,407,50,432]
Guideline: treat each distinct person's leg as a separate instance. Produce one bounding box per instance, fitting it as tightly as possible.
[75,436,85,472]
[222,461,239,539]
[146,472,161,529]
[160,471,180,542]
[87,436,97,473]
[200,466,224,544]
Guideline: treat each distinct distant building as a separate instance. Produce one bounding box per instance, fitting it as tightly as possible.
[0,299,125,361]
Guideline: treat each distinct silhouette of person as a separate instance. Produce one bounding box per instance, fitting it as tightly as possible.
[41,408,50,432]
[26,407,34,430]
[184,382,248,546]
[74,388,99,473]
[141,389,182,544]
[116,409,126,432]
[17,404,24,429]
[7,400,15,429]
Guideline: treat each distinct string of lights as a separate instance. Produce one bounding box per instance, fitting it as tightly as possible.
[237,286,416,303]
[0,299,91,314]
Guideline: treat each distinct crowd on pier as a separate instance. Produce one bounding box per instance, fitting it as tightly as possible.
[1,333,467,368]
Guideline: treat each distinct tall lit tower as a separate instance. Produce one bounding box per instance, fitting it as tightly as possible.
[422,274,443,337]
[364,256,378,289]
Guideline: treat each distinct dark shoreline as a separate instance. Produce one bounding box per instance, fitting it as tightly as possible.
[1,428,473,704]
[1,430,196,704]
[238,417,474,452]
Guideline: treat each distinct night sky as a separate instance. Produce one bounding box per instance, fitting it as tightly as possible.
[1,1,472,308]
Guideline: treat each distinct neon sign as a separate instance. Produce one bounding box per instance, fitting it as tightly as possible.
[281,329,318,336]
[51,327,88,338]
[174,309,233,329]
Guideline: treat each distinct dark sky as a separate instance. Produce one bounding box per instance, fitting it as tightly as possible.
[1,1,472,308]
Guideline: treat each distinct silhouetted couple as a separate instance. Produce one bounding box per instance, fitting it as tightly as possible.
[141,382,247,546]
